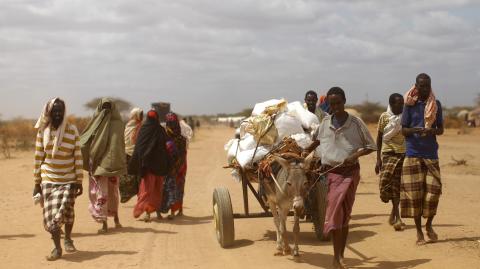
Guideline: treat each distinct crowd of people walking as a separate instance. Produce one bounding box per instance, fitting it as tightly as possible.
[33,98,192,261]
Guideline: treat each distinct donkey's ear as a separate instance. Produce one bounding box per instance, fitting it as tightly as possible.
[273,155,289,170]
[304,151,315,170]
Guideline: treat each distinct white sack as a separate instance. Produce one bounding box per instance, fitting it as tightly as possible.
[236,147,270,168]
[252,99,287,116]
[287,101,320,129]
[274,113,304,141]
[290,133,313,149]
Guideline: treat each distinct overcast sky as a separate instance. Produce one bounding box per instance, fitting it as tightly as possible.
[1,0,479,119]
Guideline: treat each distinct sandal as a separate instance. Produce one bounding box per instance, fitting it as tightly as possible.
[45,248,62,261]
[64,239,77,253]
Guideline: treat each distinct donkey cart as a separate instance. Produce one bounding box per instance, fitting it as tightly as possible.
[213,141,330,248]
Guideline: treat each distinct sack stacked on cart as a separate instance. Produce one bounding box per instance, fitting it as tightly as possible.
[225,99,319,169]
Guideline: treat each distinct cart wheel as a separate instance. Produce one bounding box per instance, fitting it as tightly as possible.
[213,187,235,247]
[311,176,330,241]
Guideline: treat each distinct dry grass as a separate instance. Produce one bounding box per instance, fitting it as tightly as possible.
[0,116,91,158]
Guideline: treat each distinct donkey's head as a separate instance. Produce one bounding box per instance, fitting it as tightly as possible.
[273,152,315,213]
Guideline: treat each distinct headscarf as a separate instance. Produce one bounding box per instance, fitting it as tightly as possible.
[404,86,438,128]
[166,113,187,156]
[318,95,330,113]
[128,110,171,176]
[125,107,143,156]
[80,98,127,176]
[34,97,67,158]
[383,105,402,141]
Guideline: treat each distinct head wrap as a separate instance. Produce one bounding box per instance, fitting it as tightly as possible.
[80,98,126,176]
[34,97,67,158]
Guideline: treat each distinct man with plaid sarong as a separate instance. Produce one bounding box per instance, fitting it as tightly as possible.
[401,73,444,246]
[33,98,83,261]
[375,93,406,231]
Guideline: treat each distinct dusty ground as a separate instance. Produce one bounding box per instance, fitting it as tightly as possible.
[0,125,479,269]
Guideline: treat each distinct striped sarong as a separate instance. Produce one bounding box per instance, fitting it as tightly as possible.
[400,157,442,218]
[41,183,76,233]
[379,152,404,203]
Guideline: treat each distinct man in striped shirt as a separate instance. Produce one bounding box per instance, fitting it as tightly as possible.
[33,98,83,261]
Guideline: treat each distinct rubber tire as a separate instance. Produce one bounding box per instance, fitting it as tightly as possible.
[213,187,235,248]
[311,176,330,241]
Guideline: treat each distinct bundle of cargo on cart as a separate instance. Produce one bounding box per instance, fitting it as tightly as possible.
[213,99,331,255]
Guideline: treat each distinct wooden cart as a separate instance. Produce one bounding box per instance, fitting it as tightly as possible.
[213,164,329,248]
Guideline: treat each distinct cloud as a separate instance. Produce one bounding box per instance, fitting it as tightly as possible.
[0,0,479,119]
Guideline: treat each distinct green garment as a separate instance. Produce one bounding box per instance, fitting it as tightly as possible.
[80,98,127,177]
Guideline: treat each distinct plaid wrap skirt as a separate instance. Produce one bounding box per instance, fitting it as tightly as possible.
[400,157,442,218]
[379,152,404,203]
[41,183,76,233]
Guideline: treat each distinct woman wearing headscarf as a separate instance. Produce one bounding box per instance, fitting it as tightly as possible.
[125,108,143,158]
[119,108,144,203]
[33,98,83,261]
[159,112,188,219]
[80,98,127,233]
[129,110,171,222]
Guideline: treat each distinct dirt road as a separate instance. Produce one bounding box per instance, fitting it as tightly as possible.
[0,126,479,269]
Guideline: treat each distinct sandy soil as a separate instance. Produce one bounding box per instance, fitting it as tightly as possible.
[0,126,479,269]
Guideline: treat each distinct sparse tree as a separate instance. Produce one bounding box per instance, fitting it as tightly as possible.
[84,97,132,114]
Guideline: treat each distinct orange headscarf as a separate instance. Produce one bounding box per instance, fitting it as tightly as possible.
[404,86,438,128]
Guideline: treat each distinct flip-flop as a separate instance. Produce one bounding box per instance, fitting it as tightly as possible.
[64,239,77,253]
[45,248,62,261]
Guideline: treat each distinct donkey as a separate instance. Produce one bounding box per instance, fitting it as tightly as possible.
[264,152,314,256]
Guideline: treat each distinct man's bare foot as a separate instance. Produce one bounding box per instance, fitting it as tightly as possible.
[333,259,348,269]
[416,232,427,246]
[176,211,183,217]
[115,222,122,228]
[426,227,438,243]
[388,212,396,225]
[167,214,174,220]
[156,214,163,220]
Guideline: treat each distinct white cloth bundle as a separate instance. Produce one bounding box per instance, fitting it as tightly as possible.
[383,105,402,141]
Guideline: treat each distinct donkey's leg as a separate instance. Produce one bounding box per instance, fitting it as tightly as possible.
[279,207,291,255]
[292,211,300,256]
[269,202,283,254]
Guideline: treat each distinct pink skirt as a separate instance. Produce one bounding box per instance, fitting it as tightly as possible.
[323,168,360,235]
[88,176,120,222]
[133,172,164,218]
